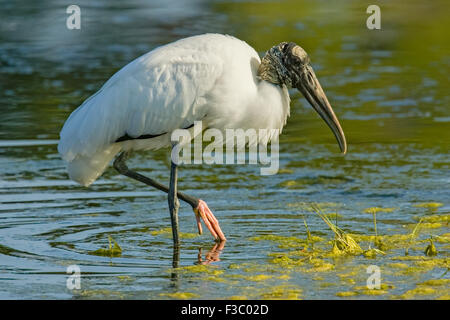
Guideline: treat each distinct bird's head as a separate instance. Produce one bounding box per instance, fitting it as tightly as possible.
[258,42,347,154]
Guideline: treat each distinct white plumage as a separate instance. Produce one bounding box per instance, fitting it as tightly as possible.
[58,34,290,186]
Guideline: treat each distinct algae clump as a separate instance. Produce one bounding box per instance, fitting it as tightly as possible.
[363,247,386,259]
[413,202,443,209]
[151,227,199,239]
[424,238,438,256]
[260,285,302,300]
[90,235,122,257]
[160,292,199,299]
[311,204,362,255]
[363,207,395,214]
[336,291,358,297]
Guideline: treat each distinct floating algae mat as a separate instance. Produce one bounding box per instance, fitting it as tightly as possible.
[150,227,199,239]
[236,202,450,300]
[158,201,448,300]
[413,203,443,209]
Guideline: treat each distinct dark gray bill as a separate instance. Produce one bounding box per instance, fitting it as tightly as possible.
[297,65,347,154]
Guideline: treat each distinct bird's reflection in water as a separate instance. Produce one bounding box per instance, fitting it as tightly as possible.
[170,241,226,287]
[172,244,180,268]
[197,241,226,265]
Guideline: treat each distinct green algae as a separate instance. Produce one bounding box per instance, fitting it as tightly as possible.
[405,218,424,255]
[259,285,302,300]
[330,241,345,256]
[351,233,418,252]
[174,264,224,276]
[386,262,409,269]
[249,205,450,300]
[166,225,448,300]
[226,273,278,282]
[336,291,359,297]
[363,247,386,259]
[319,282,336,288]
[268,255,306,268]
[337,269,359,285]
[374,237,388,251]
[287,201,342,213]
[336,283,394,298]
[435,233,450,244]
[420,279,450,286]
[387,256,449,277]
[228,261,281,274]
[244,274,273,281]
[419,222,444,229]
[399,286,436,299]
[79,289,126,299]
[228,295,248,300]
[397,278,450,299]
[250,234,306,245]
[355,284,395,291]
[415,214,449,224]
[424,238,438,256]
[117,275,133,282]
[303,218,313,246]
[305,259,334,272]
[363,207,396,214]
[89,235,122,257]
[242,206,448,300]
[279,180,302,189]
[158,204,449,300]
[170,264,231,285]
[324,212,343,220]
[360,289,389,296]
[249,233,324,250]
[160,292,199,299]
[413,202,443,209]
[311,204,362,255]
[364,206,391,252]
[277,168,294,174]
[392,255,449,266]
[150,227,199,239]
[226,283,302,300]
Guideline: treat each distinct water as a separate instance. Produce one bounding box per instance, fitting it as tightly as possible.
[0,0,449,299]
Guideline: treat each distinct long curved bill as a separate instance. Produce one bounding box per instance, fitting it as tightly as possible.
[297,65,347,154]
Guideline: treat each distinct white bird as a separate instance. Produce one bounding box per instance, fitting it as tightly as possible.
[58,33,346,245]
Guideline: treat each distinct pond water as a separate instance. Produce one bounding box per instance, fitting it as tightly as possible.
[0,0,449,299]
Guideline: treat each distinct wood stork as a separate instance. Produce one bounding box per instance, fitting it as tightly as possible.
[58,33,347,246]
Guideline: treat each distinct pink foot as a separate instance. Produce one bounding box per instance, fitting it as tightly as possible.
[193,200,227,241]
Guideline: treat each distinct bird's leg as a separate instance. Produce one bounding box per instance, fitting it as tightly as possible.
[168,159,180,246]
[113,151,226,241]
[114,151,197,206]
